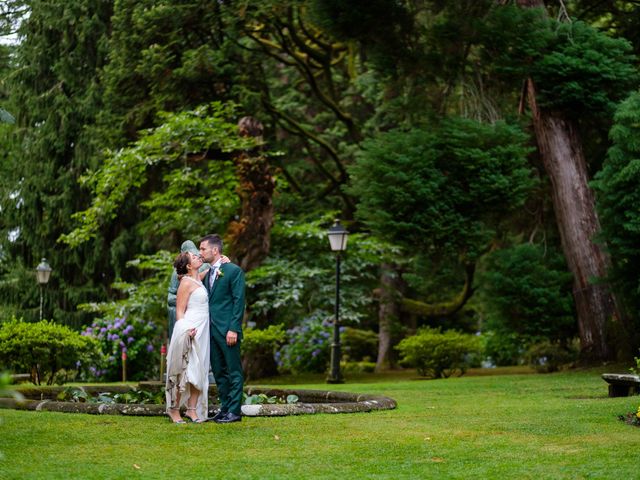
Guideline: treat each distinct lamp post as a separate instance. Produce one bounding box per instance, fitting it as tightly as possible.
[327,220,348,384]
[35,258,52,321]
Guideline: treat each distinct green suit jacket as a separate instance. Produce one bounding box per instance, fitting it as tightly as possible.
[205,262,246,339]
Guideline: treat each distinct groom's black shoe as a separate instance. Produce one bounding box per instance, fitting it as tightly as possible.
[210,410,227,422]
[215,412,242,423]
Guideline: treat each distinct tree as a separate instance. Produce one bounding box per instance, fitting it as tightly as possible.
[509,1,637,360]
[0,0,113,326]
[349,118,536,366]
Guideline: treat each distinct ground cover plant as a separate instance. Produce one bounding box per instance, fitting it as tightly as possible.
[1,367,639,479]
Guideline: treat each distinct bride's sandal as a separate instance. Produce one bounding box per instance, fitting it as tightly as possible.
[168,407,186,424]
[185,407,203,423]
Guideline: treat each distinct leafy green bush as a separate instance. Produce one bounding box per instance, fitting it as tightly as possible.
[396,327,482,378]
[342,327,378,362]
[241,325,286,380]
[0,319,102,385]
[482,330,532,367]
[526,340,576,373]
[341,361,376,374]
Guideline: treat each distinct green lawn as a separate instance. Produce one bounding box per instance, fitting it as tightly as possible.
[1,368,639,479]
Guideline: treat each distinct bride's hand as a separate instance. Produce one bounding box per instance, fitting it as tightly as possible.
[189,328,197,337]
[220,255,231,264]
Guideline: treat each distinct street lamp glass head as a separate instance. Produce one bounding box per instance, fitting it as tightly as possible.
[327,220,348,252]
[36,258,52,285]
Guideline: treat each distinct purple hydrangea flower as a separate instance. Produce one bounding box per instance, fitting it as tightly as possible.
[146,344,154,352]
[127,337,134,344]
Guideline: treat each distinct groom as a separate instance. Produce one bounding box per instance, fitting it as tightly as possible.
[199,234,246,423]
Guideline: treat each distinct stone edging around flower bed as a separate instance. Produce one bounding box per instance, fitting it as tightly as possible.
[0,385,397,417]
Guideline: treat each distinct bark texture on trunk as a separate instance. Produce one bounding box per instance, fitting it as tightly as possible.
[227,116,274,272]
[514,0,619,360]
[525,78,615,360]
[375,263,403,372]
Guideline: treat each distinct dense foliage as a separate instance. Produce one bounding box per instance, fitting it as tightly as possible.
[395,327,483,378]
[2,0,640,376]
[0,319,101,385]
[349,119,535,260]
[593,91,640,343]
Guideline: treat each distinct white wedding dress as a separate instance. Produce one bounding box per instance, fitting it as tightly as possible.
[165,276,210,421]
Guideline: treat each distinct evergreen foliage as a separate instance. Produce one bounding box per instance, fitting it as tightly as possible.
[479,243,576,342]
[593,91,640,336]
[0,0,113,326]
[481,7,638,116]
[349,118,535,261]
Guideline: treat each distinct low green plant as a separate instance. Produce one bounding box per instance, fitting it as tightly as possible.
[0,319,102,385]
[396,327,483,378]
[526,340,576,373]
[242,393,299,405]
[342,328,378,362]
[56,386,164,405]
[242,325,286,380]
[341,361,376,374]
[629,350,640,375]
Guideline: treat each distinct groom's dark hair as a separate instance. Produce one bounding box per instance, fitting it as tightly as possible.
[200,234,223,253]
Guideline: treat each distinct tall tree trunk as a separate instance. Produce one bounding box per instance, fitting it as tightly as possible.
[375,263,403,372]
[525,81,616,360]
[227,116,275,272]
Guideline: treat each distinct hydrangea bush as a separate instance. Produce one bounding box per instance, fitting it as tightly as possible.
[277,315,342,374]
[81,315,161,381]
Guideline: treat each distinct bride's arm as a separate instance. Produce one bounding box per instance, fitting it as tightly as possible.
[175,280,190,321]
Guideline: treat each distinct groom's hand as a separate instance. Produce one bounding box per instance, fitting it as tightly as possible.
[226,330,238,346]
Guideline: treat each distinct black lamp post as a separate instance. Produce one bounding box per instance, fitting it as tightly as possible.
[35,258,52,321]
[327,220,348,384]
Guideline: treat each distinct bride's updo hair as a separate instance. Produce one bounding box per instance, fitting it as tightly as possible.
[173,252,191,276]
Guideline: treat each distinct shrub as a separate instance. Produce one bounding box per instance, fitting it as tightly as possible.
[396,327,483,378]
[526,340,576,373]
[81,315,161,381]
[0,319,102,385]
[341,361,376,374]
[483,330,533,366]
[342,327,378,362]
[241,325,286,380]
[278,315,336,374]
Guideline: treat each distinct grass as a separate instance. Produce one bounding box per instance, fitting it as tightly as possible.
[1,367,639,479]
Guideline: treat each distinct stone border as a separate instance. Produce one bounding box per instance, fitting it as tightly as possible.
[241,387,397,416]
[0,385,397,417]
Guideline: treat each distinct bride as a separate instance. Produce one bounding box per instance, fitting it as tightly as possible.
[165,251,210,423]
